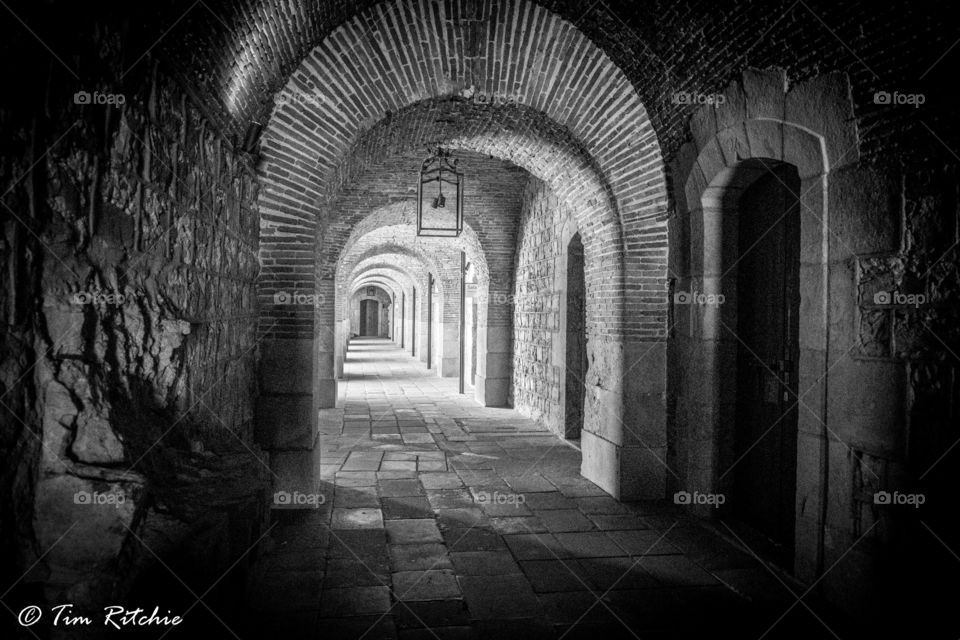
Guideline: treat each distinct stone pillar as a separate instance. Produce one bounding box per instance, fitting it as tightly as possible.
[437,280,460,377]
[419,278,431,364]
[315,278,338,410]
[256,338,315,451]
[474,296,511,406]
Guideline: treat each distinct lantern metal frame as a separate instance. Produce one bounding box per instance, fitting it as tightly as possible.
[416,148,464,237]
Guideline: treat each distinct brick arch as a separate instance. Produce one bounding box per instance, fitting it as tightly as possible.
[317,99,638,415]
[339,243,445,304]
[337,228,486,298]
[351,281,395,301]
[347,256,430,291]
[334,204,493,380]
[345,248,468,377]
[349,261,421,292]
[673,69,859,577]
[337,202,490,287]
[256,0,670,500]
[352,277,402,303]
[260,99,623,341]
[258,0,669,341]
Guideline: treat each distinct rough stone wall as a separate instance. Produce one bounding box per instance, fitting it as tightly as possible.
[512,178,573,435]
[829,158,959,623]
[667,68,960,630]
[0,10,266,622]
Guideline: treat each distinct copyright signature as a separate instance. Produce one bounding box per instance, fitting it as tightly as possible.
[18,605,42,626]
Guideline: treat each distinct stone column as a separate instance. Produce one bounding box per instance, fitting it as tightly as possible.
[474,292,511,406]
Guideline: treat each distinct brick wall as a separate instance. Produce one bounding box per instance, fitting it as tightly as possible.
[157,0,956,166]
[250,0,666,343]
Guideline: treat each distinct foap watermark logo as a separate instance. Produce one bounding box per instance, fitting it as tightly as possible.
[873,290,926,307]
[74,90,126,106]
[74,490,126,508]
[874,490,925,508]
[274,89,324,109]
[474,490,526,507]
[674,290,725,306]
[459,85,520,106]
[672,91,726,106]
[476,292,521,306]
[873,91,925,108]
[674,490,726,508]
[70,289,129,306]
[273,291,325,307]
[273,491,326,506]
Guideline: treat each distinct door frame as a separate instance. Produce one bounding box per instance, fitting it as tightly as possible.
[682,119,836,580]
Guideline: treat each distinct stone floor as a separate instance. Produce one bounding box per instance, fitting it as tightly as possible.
[246,338,852,639]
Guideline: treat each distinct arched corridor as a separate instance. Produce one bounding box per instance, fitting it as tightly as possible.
[1,0,959,638]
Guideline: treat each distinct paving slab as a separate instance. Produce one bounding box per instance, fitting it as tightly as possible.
[246,338,838,638]
[390,543,453,571]
[386,518,444,544]
[393,569,462,601]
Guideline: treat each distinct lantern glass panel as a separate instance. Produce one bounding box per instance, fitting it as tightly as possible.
[417,150,463,237]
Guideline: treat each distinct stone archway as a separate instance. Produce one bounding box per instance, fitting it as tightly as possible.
[672,68,860,581]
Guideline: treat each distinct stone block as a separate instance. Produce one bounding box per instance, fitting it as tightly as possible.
[620,446,668,500]
[744,119,784,162]
[715,78,747,132]
[256,394,315,449]
[827,165,901,259]
[785,72,858,171]
[826,359,906,451]
[742,68,787,120]
[784,124,825,179]
[260,339,314,394]
[580,430,619,498]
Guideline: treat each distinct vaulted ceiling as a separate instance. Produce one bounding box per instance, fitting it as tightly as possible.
[142,0,953,158]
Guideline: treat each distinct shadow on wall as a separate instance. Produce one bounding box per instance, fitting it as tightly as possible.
[3,373,270,640]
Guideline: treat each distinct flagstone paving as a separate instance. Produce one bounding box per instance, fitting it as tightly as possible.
[247,338,850,639]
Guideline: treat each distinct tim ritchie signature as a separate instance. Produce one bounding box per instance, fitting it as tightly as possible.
[18,604,183,628]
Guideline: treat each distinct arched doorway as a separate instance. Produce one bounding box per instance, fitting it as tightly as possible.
[565,233,587,440]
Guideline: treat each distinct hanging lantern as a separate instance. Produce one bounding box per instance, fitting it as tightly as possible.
[417,147,464,237]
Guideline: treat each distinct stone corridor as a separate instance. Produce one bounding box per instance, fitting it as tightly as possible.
[247,339,845,639]
[3,2,958,638]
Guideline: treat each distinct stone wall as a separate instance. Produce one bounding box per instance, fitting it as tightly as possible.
[512,178,574,437]
[668,67,959,631]
[0,9,267,626]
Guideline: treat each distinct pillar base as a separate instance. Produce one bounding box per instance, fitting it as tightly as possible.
[580,431,666,500]
[440,357,459,377]
[316,379,338,408]
[475,374,509,407]
[270,444,323,510]
[255,394,315,450]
